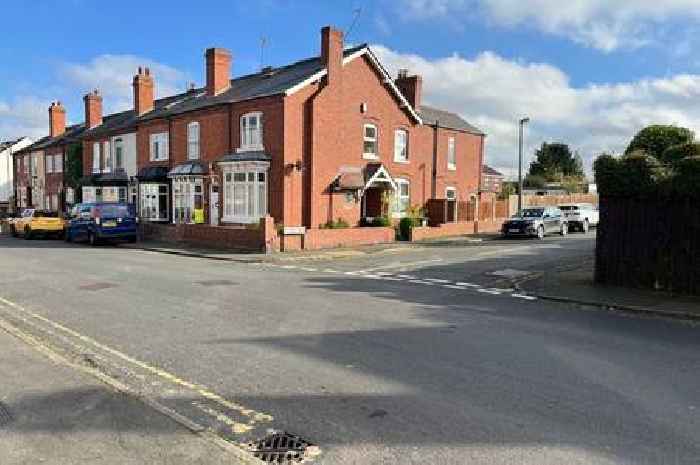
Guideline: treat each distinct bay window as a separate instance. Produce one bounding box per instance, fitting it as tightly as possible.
[114,138,124,171]
[172,176,204,224]
[103,141,112,172]
[187,122,200,160]
[222,162,268,223]
[394,129,408,162]
[140,183,169,221]
[240,112,263,151]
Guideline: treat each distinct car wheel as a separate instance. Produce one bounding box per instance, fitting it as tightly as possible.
[10,226,17,237]
[560,223,568,236]
[582,219,589,234]
[64,230,71,242]
[24,227,33,240]
[537,225,545,240]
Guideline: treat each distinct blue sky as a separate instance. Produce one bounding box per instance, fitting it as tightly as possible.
[3,0,700,176]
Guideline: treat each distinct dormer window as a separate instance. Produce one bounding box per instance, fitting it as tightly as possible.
[187,122,200,159]
[240,112,263,151]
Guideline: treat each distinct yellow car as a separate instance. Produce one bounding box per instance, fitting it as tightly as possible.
[11,209,66,240]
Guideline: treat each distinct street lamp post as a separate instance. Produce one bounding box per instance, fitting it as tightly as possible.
[518,117,530,215]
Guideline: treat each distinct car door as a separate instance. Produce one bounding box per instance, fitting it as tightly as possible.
[545,208,559,233]
[73,205,92,241]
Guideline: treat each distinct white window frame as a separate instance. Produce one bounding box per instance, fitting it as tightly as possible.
[92,142,101,173]
[139,183,169,221]
[103,141,112,173]
[150,132,169,161]
[363,124,378,160]
[113,138,124,171]
[172,176,204,224]
[393,178,410,218]
[221,161,269,224]
[54,154,63,173]
[187,122,200,160]
[46,155,53,174]
[445,187,457,200]
[447,136,456,171]
[394,129,408,163]
[239,112,263,152]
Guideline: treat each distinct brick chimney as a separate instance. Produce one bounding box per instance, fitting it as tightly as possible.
[205,48,231,96]
[83,89,103,129]
[395,69,423,111]
[321,26,343,86]
[48,101,66,138]
[133,66,154,115]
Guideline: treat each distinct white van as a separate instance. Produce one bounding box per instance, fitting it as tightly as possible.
[558,203,599,233]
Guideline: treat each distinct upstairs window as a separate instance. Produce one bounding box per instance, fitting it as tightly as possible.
[114,138,124,171]
[150,132,169,161]
[187,122,200,159]
[394,129,408,162]
[363,124,378,159]
[240,112,263,151]
[54,154,63,173]
[92,142,101,173]
[103,141,112,173]
[447,136,456,170]
[46,155,53,174]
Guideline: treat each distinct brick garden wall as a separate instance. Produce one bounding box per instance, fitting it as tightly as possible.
[302,227,395,250]
[410,221,476,241]
[139,221,268,252]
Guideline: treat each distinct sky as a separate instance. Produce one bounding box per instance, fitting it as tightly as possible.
[3,0,700,178]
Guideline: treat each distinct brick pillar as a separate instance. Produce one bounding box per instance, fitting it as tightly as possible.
[260,215,277,253]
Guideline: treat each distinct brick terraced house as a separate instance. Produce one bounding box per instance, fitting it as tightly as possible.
[14,25,486,250]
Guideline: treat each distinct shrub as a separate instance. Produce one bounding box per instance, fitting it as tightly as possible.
[321,218,350,229]
[625,125,695,163]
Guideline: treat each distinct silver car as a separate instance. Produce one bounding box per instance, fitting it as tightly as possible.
[501,206,569,239]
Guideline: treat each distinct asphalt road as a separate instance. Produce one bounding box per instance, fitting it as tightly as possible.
[0,234,699,465]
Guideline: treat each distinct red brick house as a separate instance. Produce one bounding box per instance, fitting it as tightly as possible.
[482,165,504,194]
[18,25,485,249]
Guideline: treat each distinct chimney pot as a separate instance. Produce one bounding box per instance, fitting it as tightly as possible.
[48,100,66,138]
[84,90,103,129]
[133,67,155,115]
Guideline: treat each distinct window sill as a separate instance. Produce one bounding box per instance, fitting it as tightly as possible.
[236,146,265,153]
[394,159,410,164]
[363,154,379,160]
[447,165,457,171]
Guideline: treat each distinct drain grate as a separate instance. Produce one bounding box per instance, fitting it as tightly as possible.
[0,402,12,427]
[248,431,317,463]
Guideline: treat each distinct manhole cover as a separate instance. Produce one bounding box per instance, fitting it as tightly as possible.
[78,282,117,291]
[0,402,12,427]
[195,279,236,287]
[248,431,318,463]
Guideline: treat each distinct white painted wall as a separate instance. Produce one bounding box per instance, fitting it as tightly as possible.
[110,132,137,177]
[0,137,32,204]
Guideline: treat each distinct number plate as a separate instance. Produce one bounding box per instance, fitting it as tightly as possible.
[509,228,520,233]
[103,221,117,228]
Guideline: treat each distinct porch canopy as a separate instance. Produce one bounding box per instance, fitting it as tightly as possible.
[332,163,397,194]
[168,161,208,177]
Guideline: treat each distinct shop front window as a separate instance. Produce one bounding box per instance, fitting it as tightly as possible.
[140,183,169,221]
[173,177,204,224]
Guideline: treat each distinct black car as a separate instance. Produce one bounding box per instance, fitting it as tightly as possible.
[501,207,569,239]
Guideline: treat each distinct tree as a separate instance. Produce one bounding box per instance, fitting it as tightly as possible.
[661,142,700,165]
[64,143,83,189]
[523,174,546,189]
[528,142,584,181]
[625,125,694,164]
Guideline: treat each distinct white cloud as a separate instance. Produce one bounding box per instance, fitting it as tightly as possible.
[60,54,190,113]
[373,44,700,177]
[0,54,189,142]
[397,0,700,51]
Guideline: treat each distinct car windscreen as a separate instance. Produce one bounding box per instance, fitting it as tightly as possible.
[521,208,544,218]
[96,205,131,218]
[34,211,58,218]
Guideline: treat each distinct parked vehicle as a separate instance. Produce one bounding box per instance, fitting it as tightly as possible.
[559,203,599,233]
[10,209,65,239]
[65,203,138,245]
[501,206,568,239]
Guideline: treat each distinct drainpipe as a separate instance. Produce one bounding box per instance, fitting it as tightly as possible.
[431,121,439,199]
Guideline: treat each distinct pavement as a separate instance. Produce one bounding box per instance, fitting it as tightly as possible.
[0,322,246,465]
[1,232,700,464]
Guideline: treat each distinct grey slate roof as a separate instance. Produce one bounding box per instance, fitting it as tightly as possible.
[418,105,484,135]
[18,124,86,153]
[482,165,503,176]
[168,161,209,176]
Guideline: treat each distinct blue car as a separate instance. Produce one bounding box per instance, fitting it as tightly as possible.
[65,202,138,245]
